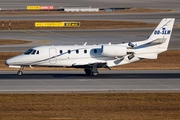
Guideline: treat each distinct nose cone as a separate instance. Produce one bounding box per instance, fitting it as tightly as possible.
[5,56,18,66]
[5,55,24,66]
[5,58,11,66]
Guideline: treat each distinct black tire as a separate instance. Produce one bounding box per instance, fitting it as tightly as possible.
[17,71,23,76]
[92,72,98,76]
[84,68,92,75]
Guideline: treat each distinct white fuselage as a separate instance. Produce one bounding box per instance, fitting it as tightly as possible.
[6,44,140,68]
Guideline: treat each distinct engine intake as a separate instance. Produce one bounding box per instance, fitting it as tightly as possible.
[101,45,127,57]
[128,42,135,48]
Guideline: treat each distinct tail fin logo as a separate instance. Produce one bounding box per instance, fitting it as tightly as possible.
[154,27,171,35]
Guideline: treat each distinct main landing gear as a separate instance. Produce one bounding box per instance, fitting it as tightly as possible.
[17,67,24,76]
[84,63,99,76]
[84,68,99,76]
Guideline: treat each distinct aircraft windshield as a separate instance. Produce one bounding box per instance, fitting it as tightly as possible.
[31,50,36,54]
[24,49,39,55]
[24,49,34,55]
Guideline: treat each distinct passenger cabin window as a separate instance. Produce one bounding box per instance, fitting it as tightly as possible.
[76,50,79,54]
[60,50,63,54]
[84,50,87,54]
[68,50,71,54]
[94,49,97,53]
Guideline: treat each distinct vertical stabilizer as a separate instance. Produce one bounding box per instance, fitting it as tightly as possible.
[147,18,175,50]
[128,18,175,60]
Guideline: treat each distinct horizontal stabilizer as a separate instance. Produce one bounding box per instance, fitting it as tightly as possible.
[137,53,157,59]
[148,38,166,45]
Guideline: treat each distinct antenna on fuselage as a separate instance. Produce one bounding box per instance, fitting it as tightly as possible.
[84,42,87,45]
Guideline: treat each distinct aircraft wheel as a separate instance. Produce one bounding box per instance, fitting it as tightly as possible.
[84,69,92,75]
[17,71,23,76]
[92,72,98,76]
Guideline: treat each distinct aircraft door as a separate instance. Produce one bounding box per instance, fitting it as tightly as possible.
[49,48,57,64]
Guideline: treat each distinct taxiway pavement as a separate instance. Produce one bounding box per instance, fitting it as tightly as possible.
[0,70,180,93]
[0,13,180,23]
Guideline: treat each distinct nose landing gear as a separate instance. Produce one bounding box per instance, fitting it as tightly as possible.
[17,67,24,76]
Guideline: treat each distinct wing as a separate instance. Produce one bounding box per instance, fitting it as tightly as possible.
[72,62,111,70]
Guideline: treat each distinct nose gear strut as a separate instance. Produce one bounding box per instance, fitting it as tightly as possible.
[17,66,24,76]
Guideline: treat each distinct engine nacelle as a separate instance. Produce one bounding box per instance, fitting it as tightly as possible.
[101,45,127,57]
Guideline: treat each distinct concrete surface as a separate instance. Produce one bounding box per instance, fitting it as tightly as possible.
[0,70,180,92]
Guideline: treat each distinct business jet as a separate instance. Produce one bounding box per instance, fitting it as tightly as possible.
[5,18,175,76]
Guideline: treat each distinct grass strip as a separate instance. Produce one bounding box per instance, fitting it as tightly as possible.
[0,20,156,30]
[0,93,180,120]
[0,39,32,45]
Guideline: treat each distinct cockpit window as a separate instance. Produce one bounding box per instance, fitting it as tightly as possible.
[31,50,36,54]
[36,50,39,54]
[24,49,34,55]
[24,49,39,55]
